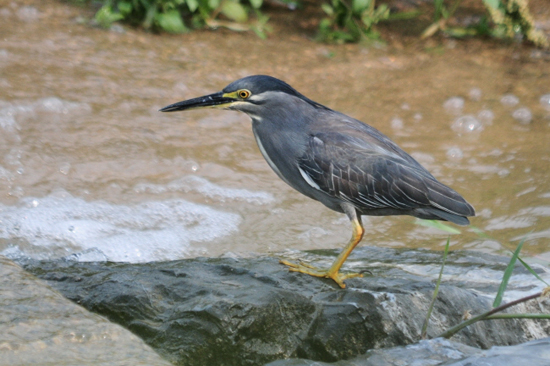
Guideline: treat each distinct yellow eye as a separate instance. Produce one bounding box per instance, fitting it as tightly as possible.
[238,90,251,99]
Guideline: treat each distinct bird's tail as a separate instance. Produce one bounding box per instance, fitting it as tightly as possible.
[421,178,475,226]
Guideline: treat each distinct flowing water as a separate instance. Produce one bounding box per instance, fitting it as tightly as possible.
[1,0,550,266]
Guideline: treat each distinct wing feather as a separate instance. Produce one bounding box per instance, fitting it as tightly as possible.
[298,132,474,220]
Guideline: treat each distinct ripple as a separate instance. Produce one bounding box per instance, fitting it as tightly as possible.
[134,176,275,205]
[16,6,40,22]
[485,216,536,230]
[0,97,91,131]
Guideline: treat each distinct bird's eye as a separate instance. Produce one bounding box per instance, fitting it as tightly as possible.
[238,90,251,99]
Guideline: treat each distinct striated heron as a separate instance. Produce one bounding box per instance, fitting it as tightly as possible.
[160,75,475,288]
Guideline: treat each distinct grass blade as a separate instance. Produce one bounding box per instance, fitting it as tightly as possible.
[416,219,461,234]
[421,237,450,339]
[516,256,550,286]
[469,225,493,239]
[436,291,542,339]
[493,237,526,308]
[484,313,550,320]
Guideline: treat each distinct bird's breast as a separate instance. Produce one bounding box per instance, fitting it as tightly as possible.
[251,120,310,190]
[252,129,293,187]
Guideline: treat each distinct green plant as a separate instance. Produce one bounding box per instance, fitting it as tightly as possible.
[483,0,548,47]
[421,0,548,47]
[93,0,268,35]
[421,237,450,339]
[318,0,391,43]
[73,0,549,45]
[421,0,464,39]
[421,229,550,340]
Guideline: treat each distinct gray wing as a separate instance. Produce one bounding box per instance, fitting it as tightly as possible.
[298,133,475,224]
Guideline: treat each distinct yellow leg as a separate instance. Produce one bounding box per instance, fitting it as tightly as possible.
[280,214,365,288]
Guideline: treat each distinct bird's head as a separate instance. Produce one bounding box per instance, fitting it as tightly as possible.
[160,75,326,119]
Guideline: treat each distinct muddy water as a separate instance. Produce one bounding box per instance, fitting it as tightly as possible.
[0,0,549,264]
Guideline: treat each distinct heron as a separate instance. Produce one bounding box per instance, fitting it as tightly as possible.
[160,75,475,288]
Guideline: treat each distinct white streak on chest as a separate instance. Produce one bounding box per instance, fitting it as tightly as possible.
[253,131,292,186]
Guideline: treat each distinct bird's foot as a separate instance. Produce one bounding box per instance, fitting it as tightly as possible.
[279,259,363,289]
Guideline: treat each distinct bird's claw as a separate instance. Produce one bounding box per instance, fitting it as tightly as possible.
[279,259,363,288]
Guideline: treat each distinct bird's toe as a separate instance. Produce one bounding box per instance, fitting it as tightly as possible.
[279,259,363,288]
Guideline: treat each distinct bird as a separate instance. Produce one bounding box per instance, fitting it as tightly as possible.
[160,75,475,288]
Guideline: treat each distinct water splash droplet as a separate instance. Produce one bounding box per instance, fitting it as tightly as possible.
[390,117,404,130]
[446,147,464,161]
[59,162,71,175]
[512,107,532,124]
[469,88,482,101]
[451,115,483,134]
[477,109,494,124]
[500,94,519,107]
[540,94,550,111]
[443,97,465,115]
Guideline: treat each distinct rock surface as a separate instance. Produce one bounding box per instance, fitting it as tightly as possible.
[21,247,550,366]
[0,256,172,366]
[265,337,550,366]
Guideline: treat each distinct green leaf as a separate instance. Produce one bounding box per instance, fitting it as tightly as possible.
[221,1,248,22]
[415,219,461,234]
[517,256,550,286]
[319,18,332,31]
[352,0,369,14]
[469,225,493,239]
[321,3,334,16]
[252,26,267,39]
[387,10,421,20]
[482,0,502,10]
[117,1,133,16]
[493,237,526,308]
[186,0,199,12]
[209,0,221,10]
[156,10,188,33]
[373,4,389,20]
[250,0,263,10]
[95,5,124,28]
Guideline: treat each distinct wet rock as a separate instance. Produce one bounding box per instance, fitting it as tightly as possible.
[265,337,550,366]
[21,247,550,366]
[0,256,172,366]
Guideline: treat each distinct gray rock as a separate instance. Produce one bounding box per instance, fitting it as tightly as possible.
[265,337,550,366]
[21,247,550,366]
[444,337,550,365]
[0,256,172,366]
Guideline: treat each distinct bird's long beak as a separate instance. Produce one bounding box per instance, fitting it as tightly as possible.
[159,91,237,112]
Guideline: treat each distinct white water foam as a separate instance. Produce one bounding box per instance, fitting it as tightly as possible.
[0,191,241,263]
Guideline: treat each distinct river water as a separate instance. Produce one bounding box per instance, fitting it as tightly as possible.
[1,0,549,266]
